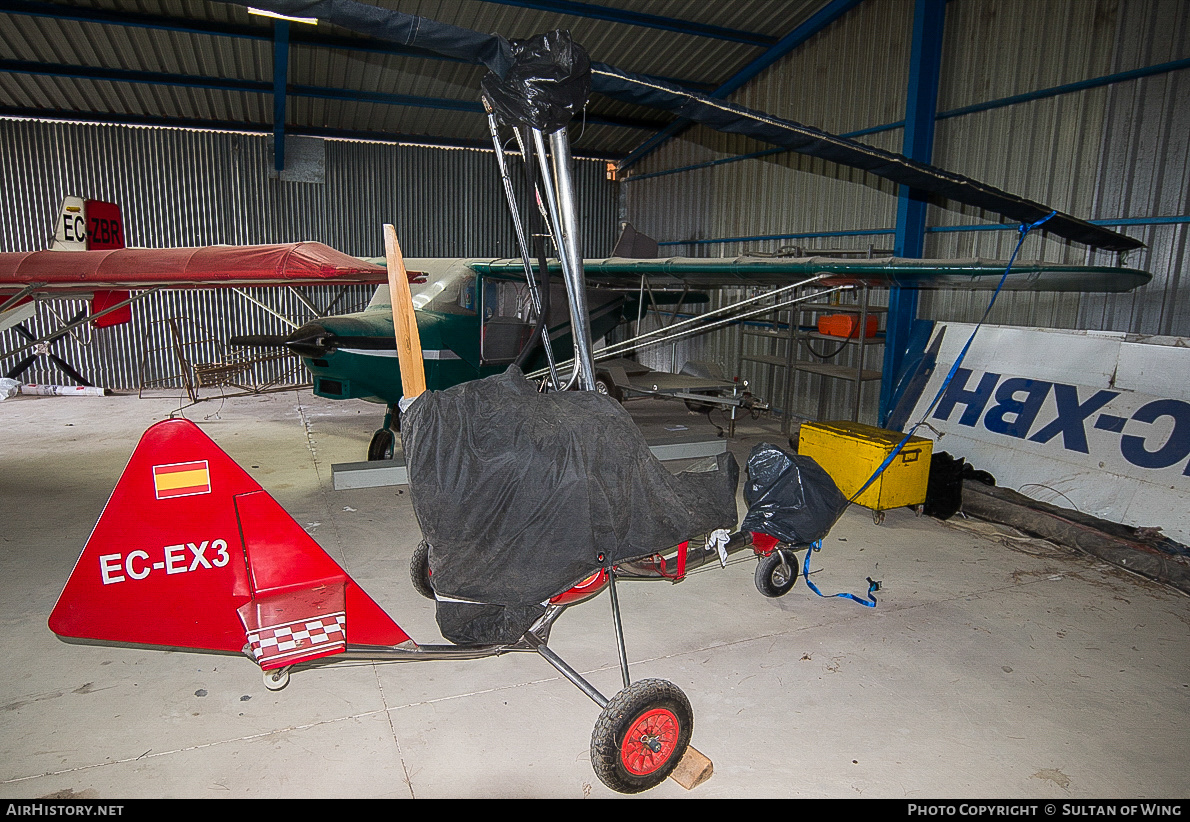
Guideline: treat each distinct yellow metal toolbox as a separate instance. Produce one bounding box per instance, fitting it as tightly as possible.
[797,421,932,517]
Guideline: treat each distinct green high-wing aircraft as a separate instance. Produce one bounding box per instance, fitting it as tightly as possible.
[233,253,1151,460]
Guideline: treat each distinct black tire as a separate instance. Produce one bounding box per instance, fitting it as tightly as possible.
[590,679,693,794]
[754,548,798,598]
[593,372,623,403]
[368,428,395,461]
[410,540,435,600]
[683,391,719,413]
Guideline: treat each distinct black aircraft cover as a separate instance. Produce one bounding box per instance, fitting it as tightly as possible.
[401,367,739,645]
[739,442,848,545]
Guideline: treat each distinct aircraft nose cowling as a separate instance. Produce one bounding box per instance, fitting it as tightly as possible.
[285,322,338,358]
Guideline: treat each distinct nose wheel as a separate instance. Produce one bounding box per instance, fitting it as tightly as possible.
[754,548,798,597]
[590,678,693,794]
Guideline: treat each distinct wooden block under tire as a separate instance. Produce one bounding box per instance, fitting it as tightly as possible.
[670,745,713,790]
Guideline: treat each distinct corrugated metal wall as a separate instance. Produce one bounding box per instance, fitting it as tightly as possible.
[0,119,617,390]
[622,0,909,424]
[622,0,1188,426]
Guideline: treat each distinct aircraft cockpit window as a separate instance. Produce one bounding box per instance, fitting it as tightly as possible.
[480,277,533,364]
[456,274,476,312]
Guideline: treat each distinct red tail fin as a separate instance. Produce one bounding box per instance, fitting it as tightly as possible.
[49,419,409,668]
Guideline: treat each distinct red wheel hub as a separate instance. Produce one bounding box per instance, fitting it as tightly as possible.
[620,707,680,775]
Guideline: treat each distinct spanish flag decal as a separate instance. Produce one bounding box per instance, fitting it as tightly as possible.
[153,460,212,499]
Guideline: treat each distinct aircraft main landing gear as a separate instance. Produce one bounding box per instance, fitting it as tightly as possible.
[367,404,401,461]
[590,678,693,794]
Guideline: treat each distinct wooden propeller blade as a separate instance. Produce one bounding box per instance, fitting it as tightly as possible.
[384,224,426,400]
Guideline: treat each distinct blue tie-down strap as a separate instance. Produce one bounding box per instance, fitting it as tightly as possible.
[812,212,1057,609]
[801,541,880,607]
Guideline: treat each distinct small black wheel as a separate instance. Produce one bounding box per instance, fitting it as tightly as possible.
[591,678,693,794]
[593,372,623,403]
[368,427,395,461]
[754,548,798,597]
[410,540,435,599]
[683,391,719,413]
[873,509,886,525]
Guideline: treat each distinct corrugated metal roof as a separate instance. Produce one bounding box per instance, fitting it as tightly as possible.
[0,0,835,158]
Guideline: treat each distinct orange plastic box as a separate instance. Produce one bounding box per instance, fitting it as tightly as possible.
[817,313,879,338]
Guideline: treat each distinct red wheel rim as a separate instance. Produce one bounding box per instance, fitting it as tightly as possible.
[620,707,680,776]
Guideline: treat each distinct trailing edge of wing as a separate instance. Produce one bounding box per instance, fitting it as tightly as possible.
[469,257,1151,293]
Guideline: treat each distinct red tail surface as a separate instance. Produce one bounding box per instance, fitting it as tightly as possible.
[49,419,409,669]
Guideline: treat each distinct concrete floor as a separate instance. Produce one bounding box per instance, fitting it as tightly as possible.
[1,388,1187,800]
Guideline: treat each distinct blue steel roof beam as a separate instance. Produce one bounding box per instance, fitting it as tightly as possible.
[0,0,714,91]
[0,60,667,131]
[472,0,776,46]
[1,59,273,94]
[617,0,867,172]
[272,19,289,172]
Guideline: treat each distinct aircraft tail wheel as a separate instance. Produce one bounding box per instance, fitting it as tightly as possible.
[754,548,798,598]
[263,666,291,691]
[590,679,693,794]
[367,428,395,461]
[410,540,435,600]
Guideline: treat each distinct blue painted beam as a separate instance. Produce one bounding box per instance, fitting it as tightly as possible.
[881,0,945,428]
[272,20,289,173]
[0,59,273,94]
[0,60,666,131]
[473,0,775,46]
[617,0,866,172]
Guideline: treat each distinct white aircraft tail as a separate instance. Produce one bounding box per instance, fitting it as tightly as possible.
[49,196,125,251]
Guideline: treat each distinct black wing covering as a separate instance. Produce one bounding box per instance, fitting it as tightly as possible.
[225,0,1142,253]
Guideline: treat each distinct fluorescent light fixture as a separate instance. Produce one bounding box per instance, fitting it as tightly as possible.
[248,7,318,25]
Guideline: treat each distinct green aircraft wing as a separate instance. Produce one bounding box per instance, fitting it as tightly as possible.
[468,256,1151,293]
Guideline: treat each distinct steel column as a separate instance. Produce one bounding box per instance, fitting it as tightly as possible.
[880,0,945,427]
[272,20,289,173]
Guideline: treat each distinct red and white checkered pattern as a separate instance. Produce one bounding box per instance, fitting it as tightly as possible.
[246,612,346,666]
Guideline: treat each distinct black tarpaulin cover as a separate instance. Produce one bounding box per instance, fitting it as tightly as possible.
[480,30,591,133]
[401,367,739,645]
[739,442,847,545]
